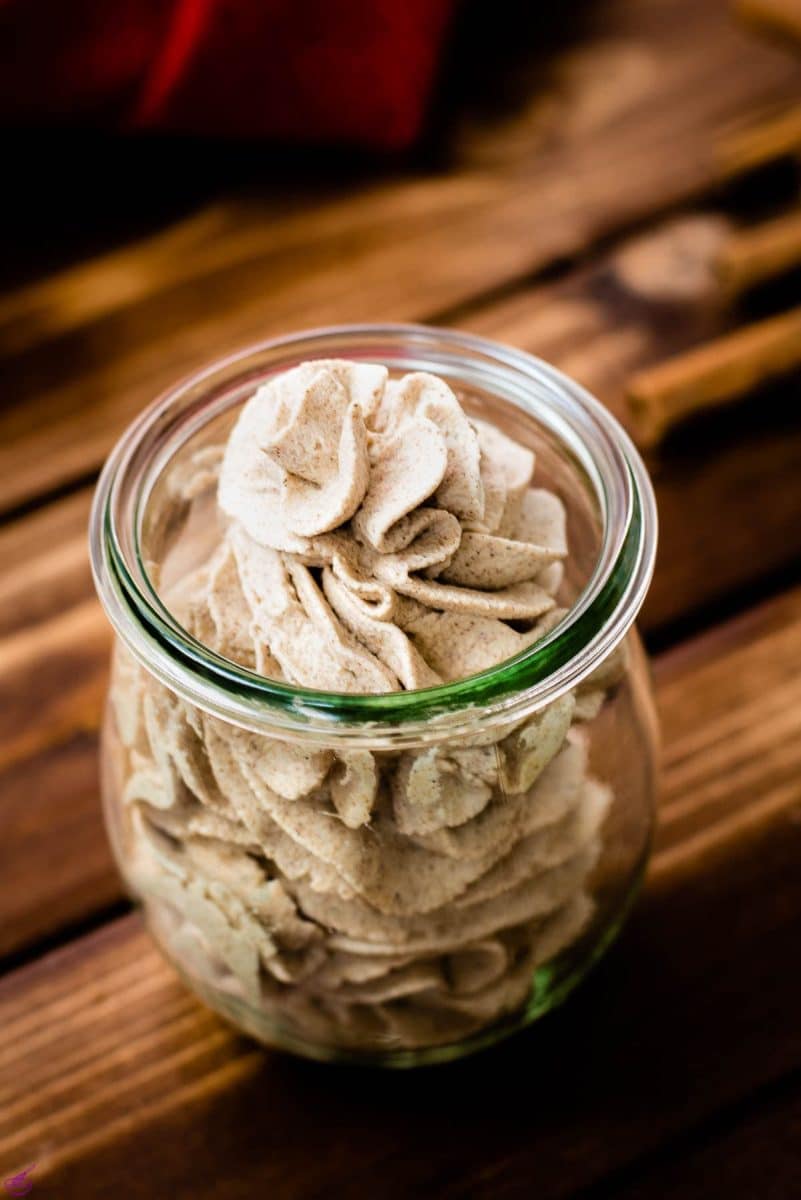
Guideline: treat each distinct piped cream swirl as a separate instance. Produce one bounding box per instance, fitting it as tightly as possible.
[215,360,566,691]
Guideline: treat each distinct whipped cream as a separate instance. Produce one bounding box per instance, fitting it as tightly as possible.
[208,360,565,690]
[109,360,619,1053]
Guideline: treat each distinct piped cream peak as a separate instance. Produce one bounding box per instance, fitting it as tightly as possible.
[214,360,567,692]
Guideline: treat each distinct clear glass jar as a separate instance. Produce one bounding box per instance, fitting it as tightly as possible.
[90,324,658,1067]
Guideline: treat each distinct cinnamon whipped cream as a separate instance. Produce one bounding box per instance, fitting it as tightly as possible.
[109,360,619,1052]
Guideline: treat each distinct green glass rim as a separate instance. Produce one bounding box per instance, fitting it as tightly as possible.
[90,323,657,745]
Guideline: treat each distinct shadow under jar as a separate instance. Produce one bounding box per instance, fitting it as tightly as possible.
[90,323,658,1067]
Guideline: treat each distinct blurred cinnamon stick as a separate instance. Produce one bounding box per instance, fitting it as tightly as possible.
[716,208,801,292]
[626,305,801,446]
[717,105,801,177]
[735,0,801,46]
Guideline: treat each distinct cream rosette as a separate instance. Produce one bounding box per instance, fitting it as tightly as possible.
[215,360,567,691]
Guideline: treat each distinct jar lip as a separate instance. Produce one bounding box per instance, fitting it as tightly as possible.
[90,322,657,746]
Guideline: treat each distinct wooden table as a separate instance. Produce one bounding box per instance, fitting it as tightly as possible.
[3,0,801,1195]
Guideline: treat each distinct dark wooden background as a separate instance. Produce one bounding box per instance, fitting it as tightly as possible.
[2,0,801,1195]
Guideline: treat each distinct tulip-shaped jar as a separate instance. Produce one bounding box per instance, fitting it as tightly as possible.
[90,324,658,1067]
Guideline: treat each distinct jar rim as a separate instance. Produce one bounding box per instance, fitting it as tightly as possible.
[89,322,657,746]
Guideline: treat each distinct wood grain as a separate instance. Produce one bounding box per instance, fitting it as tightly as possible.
[0,0,796,513]
[0,734,121,959]
[3,583,801,1198]
[608,1077,801,1199]
[0,488,93,639]
[736,0,801,48]
[717,102,801,176]
[0,490,116,958]
[716,207,801,293]
[626,305,801,445]
[5,211,801,960]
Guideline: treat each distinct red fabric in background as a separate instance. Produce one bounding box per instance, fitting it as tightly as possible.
[0,0,456,149]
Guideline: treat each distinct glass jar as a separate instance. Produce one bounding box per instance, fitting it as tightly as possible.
[90,323,658,1067]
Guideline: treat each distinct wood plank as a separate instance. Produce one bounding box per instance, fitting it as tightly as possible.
[3,583,801,1197]
[718,101,801,176]
[0,491,117,958]
[5,209,801,958]
[463,225,801,632]
[607,1078,801,1199]
[626,305,801,447]
[0,612,113,962]
[0,734,120,958]
[0,0,796,513]
[0,487,93,639]
[736,0,801,51]
[716,205,801,294]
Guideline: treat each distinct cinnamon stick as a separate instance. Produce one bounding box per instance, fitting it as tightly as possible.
[716,208,801,293]
[626,305,801,446]
[717,104,801,178]
[735,0,801,46]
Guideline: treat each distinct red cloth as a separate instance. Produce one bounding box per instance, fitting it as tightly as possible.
[0,0,456,149]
